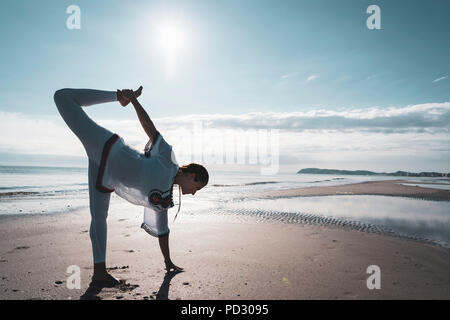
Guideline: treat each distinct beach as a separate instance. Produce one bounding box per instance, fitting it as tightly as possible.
[3,0,450,304]
[1,179,449,300]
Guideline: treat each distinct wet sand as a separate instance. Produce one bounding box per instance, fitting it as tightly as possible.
[0,188,449,300]
[252,179,450,201]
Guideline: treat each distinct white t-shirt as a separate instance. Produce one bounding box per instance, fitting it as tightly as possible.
[101,133,179,237]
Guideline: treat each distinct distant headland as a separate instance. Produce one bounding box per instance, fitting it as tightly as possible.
[297,168,449,177]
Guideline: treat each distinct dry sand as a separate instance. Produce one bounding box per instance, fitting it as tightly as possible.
[0,180,449,300]
[252,179,450,201]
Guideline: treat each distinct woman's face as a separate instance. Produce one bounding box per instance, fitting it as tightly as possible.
[181,173,206,195]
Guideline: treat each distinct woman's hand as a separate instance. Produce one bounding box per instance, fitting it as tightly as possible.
[117,86,143,107]
[165,259,184,272]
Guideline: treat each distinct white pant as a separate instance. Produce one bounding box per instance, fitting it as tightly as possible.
[54,88,117,263]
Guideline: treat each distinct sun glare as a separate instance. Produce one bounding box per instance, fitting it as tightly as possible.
[156,22,187,74]
[158,23,185,54]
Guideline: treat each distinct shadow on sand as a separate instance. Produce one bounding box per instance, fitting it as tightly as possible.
[155,270,183,300]
[80,283,106,300]
[79,270,183,300]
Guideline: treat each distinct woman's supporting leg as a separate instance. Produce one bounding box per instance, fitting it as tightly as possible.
[88,158,111,264]
[53,88,118,165]
[88,158,119,286]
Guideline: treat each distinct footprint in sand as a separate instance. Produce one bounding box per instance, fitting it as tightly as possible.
[8,246,30,253]
[117,283,139,292]
[93,282,139,300]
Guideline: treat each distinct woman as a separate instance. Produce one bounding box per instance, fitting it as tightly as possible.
[54,87,208,287]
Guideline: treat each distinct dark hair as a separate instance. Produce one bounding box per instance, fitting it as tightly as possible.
[179,163,209,185]
[173,163,209,223]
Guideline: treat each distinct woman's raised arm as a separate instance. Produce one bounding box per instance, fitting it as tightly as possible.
[119,87,159,143]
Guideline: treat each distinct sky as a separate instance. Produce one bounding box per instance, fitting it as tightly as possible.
[0,0,449,173]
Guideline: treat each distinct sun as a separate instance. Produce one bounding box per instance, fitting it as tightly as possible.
[156,22,187,74]
[157,23,185,54]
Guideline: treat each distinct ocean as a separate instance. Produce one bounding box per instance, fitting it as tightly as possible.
[1,165,449,248]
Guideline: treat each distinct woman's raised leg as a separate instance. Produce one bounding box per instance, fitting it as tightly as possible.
[53,88,118,165]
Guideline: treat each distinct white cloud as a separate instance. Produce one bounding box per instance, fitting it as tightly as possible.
[0,112,85,156]
[1,101,449,171]
[0,112,149,157]
[432,75,448,83]
[155,101,450,133]
[280,72,297,80]
[306,75,317,82]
